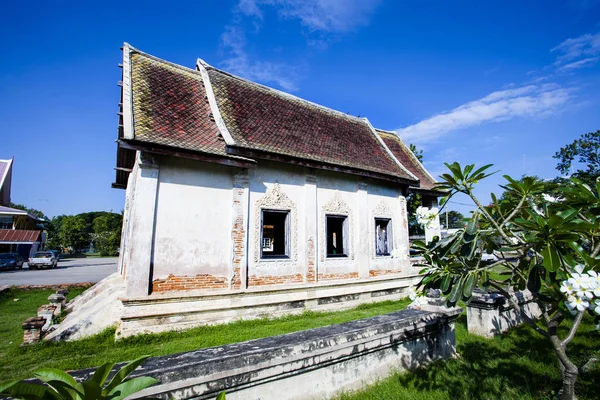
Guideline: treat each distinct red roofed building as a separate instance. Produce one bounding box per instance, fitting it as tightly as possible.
[50,44,443,340]
[0,158,46,258]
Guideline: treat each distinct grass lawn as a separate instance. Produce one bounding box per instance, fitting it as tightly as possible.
[2,288,599,399]
[0,287,411,381]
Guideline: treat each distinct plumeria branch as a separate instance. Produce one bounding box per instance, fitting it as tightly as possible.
[561,311,584,348]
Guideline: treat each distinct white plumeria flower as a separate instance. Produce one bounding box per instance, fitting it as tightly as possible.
[568,273,591,290]
[574,264,585,274]
[594,299,600,315]
[542,193,557,203]
[576,286,594,300]
[560,281,575,296]
[413,296,427,307]
[567,295,589,312]
[408,287,419,301]
[587,270,600,289]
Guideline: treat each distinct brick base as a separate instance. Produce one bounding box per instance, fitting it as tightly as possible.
[152,274,228,293]
[318,272,359,281]
[248,274,303,287]
[369,270,402,277]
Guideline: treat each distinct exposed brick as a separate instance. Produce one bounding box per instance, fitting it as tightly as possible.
[248,274,303,287]
[152,274,228,293]
[317,272,359,281]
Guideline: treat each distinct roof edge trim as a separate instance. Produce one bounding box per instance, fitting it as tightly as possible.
[196,59,237,146]
[378,129,439,185]
[363,119,419,182]
[122,43,134,140]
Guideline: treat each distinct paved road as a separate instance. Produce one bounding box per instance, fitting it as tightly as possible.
[0,257,118,286]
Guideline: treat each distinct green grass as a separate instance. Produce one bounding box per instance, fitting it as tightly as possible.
[3,288,599,399]
[336,313,600,400]
[0,287,411,381]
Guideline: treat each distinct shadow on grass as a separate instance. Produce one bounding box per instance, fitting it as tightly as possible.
[384,319,600,400]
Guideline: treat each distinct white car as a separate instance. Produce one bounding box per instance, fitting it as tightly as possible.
[28,251,58,269]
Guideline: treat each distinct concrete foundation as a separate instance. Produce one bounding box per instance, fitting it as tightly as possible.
[70,307,461,400]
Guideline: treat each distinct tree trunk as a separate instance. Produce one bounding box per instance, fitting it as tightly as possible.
[558,367,578,400]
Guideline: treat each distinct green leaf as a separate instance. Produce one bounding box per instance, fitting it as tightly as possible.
[43,380,83,400]
[91,362,115,387]
[107,377,159,400]
[1,381,59,400]
[466,211,479,235]
[103,356,151,395]
[462,273,476,298]
[542,245,562,272]
[34,369,78,388]
[216,392,227,400]
[448,277,463,303]
[440,274,452,294]
[527,265,541,293]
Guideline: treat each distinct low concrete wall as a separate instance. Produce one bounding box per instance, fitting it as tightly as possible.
[72,307,460,400]
[118,274,422,338]
[466,290,541,338]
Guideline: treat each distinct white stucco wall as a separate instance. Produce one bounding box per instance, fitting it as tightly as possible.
[122,155,415,294]
[152,158,233,279]
[247,162,307,278]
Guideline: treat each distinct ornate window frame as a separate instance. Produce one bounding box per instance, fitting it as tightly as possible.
[320,191,355,262]
[253,183,298,263]
[370,200,396,259]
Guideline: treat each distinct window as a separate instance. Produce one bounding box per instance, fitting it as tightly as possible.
[326,215,348,257]
[261,210,290,258]
[375,218,392,256]
[0,216,12,229]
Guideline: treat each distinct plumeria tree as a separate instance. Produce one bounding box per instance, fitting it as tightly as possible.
[413,162,600,400]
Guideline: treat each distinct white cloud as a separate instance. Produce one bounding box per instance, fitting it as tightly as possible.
[220,25,301,91]
[557,56,600,72]
[552,32,600,65]
[236,0,381,33]
[396,84,572,145]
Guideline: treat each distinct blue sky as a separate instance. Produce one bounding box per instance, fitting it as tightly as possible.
[1,0,599,217]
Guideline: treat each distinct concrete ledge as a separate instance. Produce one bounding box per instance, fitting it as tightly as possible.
[467,289,541,337]
[72,307,461,400]
[118,274,422,337]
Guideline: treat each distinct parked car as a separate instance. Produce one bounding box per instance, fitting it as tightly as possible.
[48,250,61,261]
[28,251,58,269]
[0,253,25,270]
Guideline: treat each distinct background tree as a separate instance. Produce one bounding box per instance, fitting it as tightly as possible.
[415,162,600,400]
[7,202,47,220]
[92,212,122,256]
[59,215,91,253]
[439,210,465,229]
[554,129,600,187]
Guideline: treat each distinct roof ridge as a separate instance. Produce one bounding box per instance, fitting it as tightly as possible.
[375,129,438,185]
[202,64,365,123]
[363,120,419,182]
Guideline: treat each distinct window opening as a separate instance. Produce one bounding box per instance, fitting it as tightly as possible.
[327,215,348,257]
[261,210,290,258]
[375,218,392,256]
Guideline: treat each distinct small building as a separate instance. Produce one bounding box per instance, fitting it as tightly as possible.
[0,158,46,258]
[52,44,443,340]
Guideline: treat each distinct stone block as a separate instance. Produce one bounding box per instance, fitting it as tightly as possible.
[37,304,57,331]
[48,293,66,315]
[68,307,462,400]
[467,289,542,337]
[21,317,46,345]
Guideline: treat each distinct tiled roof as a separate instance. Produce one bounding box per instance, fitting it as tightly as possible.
[376,130,438,191]
[129,52,228,156]
[121,45,430,184]
[207,69,415,181]
[0,229,41,243]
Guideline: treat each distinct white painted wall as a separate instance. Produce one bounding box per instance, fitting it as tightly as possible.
[152,157,233,279]
[121,155,416,294]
